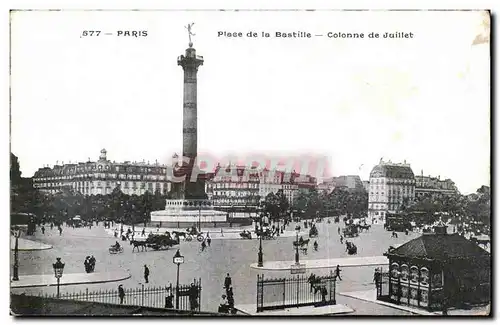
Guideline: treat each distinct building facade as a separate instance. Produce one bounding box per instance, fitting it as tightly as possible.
[205,167,317,209]
[33,149,171,196]
[368,160,416,223]
[415,172,459,198]
[258,169,284,200]
[320,175,365,193]
[205,164,260,210]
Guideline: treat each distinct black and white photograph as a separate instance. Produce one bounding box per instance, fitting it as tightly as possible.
[9,9,491,316]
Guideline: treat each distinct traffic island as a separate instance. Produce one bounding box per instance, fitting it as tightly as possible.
[10,271,131,289]
[10,237,52,251]
[250,256,389,271]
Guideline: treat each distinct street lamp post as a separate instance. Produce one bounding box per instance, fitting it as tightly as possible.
[295,228,300,265]
[12,227,21,281]
[52,257,65,298]
[173,249,185,309]
[257,211,264,267]
[198,203,201,232]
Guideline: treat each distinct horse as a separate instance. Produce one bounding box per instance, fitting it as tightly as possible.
[130,240,148,252]
[172,231,186,239]
[307,274,326,295]
[358,224,371,232]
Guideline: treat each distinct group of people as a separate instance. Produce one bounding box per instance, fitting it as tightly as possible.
[84,255,96,273]
[219,273,235,313]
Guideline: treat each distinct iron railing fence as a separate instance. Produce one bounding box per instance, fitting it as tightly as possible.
[256,271,336,312]
[36,279,201,312]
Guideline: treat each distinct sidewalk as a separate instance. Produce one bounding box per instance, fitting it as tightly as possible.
[340,289,490,316]
[235,303,354,316]
[250,256,388,271]
[10,271,131,289]
[339,289,435,316]
[11,237,52,251]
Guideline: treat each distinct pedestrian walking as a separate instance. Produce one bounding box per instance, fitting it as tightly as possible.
[201,240,207,252]
[58,226,63,236]
[142,228,146,237]
[221,228,224,237]
[41,226,45,234]
[84,256,90,273]
[334,265,342,281]
[224,273,232,293]
[118,285,125,304]
[338,227,340,234]
[144,265,150,283]
[207,237,211,247]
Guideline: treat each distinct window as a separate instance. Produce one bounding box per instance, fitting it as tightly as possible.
[400,264,409,281]
[391,263,400,279]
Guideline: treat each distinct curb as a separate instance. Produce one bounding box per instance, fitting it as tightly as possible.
[10,273,132,289]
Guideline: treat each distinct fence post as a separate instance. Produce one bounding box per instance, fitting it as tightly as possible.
[198,278,202,312]
[333,277,337,305]
[283,278,286,306]
[142,283,145,306]
[296,275,299,307]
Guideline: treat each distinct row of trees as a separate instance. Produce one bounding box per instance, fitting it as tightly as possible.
[10,153,167,225]
[260,187,369,222]
[13,185,168,225]
[260,184,491,227]
[406,186,491,225]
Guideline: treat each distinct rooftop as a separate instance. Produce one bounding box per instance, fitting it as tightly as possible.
[387,232,490,260]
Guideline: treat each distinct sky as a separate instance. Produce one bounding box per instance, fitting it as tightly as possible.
[9,10,490,194]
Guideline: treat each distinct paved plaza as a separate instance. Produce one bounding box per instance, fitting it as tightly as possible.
[10,220,423,315]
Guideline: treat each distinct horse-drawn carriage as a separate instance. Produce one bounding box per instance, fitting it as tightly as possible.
[309,224,318,238]
[239,230,252,239]
[131,234,179,251]
[343,225,359,238]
